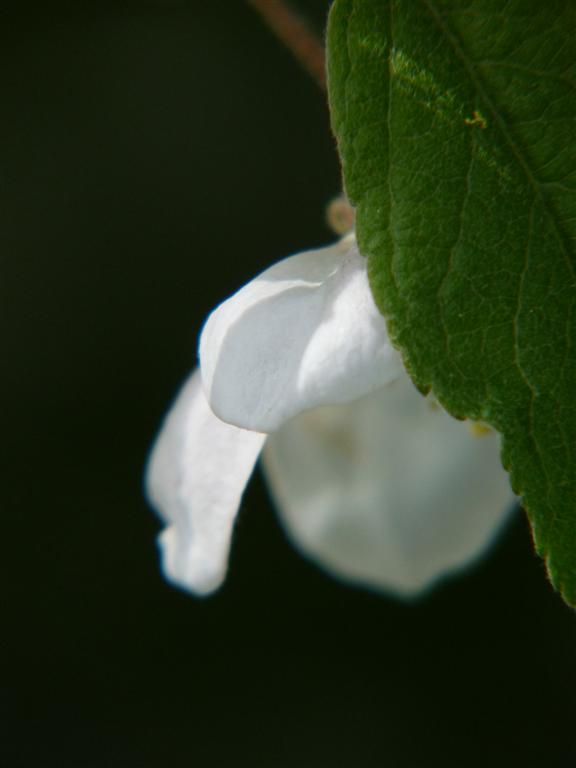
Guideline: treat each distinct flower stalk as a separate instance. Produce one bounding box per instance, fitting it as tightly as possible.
[246,0,327,92]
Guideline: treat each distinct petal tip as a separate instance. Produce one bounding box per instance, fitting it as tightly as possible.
[158,527,227,597]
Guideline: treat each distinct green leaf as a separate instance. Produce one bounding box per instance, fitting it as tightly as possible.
[327,0,576,605]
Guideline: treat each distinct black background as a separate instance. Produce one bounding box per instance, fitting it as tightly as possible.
[3,1,576,766]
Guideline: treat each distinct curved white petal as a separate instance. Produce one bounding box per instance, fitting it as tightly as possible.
[262,374,515,597]
[200,235,402,433]
[146,372,266,595]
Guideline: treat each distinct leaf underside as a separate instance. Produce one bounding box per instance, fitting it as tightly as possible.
[328,0,576,605]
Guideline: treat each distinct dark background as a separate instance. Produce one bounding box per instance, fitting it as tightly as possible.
[3,1,576,766]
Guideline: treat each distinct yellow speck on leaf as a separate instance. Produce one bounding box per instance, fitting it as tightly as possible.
[464,110,487,129]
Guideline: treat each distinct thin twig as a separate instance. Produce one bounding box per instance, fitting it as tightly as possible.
[247,0,326,92]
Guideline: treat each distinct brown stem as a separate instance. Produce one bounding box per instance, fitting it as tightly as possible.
[247,0,327,92]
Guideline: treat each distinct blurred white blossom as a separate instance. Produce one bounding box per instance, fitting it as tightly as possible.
[146,234,514,596]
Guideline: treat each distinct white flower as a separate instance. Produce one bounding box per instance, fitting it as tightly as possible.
[146,234,515,597]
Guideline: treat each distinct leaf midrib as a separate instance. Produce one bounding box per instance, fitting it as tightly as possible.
[422,0,575,281]
[416,0,572,543]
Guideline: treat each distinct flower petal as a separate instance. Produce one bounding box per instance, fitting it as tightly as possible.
[199,235,402,432]
[262,374,516,596]
[146,371,266,595]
